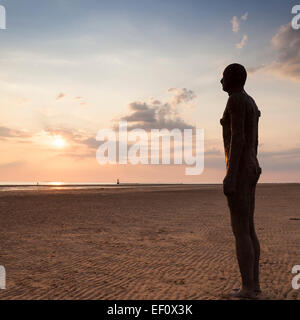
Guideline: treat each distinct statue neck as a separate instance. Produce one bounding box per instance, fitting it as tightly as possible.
[228,86,245,96]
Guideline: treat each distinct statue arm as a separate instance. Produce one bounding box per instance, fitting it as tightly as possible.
[223,95,246,196]
[227,95,246,179]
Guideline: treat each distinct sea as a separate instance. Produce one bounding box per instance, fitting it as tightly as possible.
[0,182,208,192]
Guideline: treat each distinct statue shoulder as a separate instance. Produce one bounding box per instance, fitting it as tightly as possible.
[244,93,262,117]
[227,92,246,114]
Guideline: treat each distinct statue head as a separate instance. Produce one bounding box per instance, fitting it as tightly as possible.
[221,63,247,93]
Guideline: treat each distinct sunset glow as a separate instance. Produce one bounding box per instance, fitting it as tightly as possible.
[52,137,66,149]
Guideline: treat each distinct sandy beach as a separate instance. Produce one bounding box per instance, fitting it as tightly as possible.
[0,184,299,300]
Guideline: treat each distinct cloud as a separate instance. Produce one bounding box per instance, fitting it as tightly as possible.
[43,128,80,140]
[269,24,300,81]
[121,102,156,123]
[0,126,31,139]
[73,96,87,105]
[231,16,240,33]
[56,92,66,100]
[230,14,248,49]
[236,35,248,49]
[241,12,248,21]
[167,88,197,106]
[0,124,98,159]
[115,88,196,131]
[58,152,95,160]
[80,136,101,149]
[17,88,195,160]
[42,127,102,154]
[250,24,300,81]
[259,147,300,171]
[0,161,25,169]
[247,65,266,73]
[203,146,300,172]
[47,89,197,159]
[260,147,300,158]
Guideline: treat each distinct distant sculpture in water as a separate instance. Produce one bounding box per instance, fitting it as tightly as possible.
[220,63,262,299]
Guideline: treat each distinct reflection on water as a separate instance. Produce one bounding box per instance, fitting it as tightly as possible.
[48,182,63,186]
[0,182,117,192]
[49,182,63,187]
[1,183,113,191]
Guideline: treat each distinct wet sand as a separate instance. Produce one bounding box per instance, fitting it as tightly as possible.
[0,184,299,300]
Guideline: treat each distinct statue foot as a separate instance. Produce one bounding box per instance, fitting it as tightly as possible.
[229,288,258,299]
[233,286,261,294]
[254,285,262,294]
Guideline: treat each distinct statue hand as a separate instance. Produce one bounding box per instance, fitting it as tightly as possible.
[223,174,236,196]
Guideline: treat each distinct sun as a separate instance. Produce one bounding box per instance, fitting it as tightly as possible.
[52,136,66,149]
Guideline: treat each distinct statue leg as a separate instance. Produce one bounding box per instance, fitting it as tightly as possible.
[227,179,256,298]
[249,182,261,293]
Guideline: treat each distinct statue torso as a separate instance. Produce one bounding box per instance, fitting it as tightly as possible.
[220,91,261,177]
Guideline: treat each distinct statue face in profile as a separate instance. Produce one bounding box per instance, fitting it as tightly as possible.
[220,64,247,93]
[220,69,232,93]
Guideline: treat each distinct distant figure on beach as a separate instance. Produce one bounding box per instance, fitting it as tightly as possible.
[220,63,262,299]
[117,179,120,185]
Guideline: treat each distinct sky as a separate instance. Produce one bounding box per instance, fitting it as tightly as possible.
[0,0,300,183]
